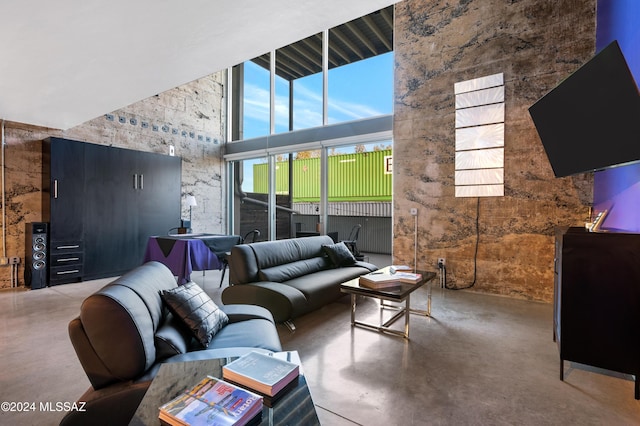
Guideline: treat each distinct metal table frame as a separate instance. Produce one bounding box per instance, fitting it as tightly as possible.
[341,269,436,339]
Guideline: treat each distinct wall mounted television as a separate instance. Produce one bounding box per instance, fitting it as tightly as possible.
[528,40,640,178]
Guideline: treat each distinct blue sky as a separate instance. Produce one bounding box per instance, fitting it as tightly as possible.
[242,51,393,139]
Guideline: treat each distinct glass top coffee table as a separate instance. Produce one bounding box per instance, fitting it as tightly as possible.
[340,267,436,339]
[130,352,319,425]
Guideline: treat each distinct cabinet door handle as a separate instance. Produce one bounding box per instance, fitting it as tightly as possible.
[139,174,144,190]
[56,245,80,250]
[133,174,138,189]
[54,179,58,199]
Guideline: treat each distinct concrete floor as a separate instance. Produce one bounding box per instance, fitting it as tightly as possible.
[1,254,639,425]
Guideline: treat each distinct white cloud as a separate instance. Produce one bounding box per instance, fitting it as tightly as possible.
[243,78,387,132]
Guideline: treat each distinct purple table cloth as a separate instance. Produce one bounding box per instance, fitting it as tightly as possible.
[143,235,239,284]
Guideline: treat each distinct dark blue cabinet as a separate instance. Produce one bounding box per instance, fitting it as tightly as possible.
[43,137,181,284]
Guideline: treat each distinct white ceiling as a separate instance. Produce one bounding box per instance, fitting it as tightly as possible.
[0,0,399,130]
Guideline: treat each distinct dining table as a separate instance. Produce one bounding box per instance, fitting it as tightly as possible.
[143,233,241,284]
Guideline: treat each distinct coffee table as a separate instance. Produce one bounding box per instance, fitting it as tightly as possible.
[340,267,436,339]
[130,352,319,425]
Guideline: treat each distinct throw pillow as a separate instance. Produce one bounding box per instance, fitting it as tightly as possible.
[322,242,357,267]
[159,282,229,348]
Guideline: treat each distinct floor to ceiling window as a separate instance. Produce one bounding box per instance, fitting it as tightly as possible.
[326,141,392,254]
[226,6,394,253]
[231,157,269,242]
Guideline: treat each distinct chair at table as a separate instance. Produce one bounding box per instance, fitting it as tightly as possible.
[341,224,363,261]
[219,229,261,287]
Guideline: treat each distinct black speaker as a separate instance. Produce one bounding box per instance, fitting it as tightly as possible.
[25,222,48,289]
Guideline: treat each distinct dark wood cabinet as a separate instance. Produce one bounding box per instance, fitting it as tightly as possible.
[82,143,140,280]
[43,138,85,285]
[43,137,181,284]
[554,227,640,398]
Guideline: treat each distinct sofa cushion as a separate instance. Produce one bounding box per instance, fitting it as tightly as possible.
[252,238,302,269]
[76,262,178,389]
[295,235,334,258]
[259,257,330,282]
[322,242,356,267]
[154,313,194,360]
[206,319,282,352]
[160,282,229,348]
[285,266,375,313]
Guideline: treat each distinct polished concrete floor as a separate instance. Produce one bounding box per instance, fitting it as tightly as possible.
[1,254,639,425]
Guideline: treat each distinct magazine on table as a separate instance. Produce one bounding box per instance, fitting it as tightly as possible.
[158,375,262,426]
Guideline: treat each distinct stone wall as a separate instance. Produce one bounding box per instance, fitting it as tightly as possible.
[0,71,226,289]
[392,0,596,301]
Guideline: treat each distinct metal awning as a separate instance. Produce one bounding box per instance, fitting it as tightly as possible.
[251,5,393,81]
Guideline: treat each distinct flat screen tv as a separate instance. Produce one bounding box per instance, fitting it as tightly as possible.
[528,40,640,177]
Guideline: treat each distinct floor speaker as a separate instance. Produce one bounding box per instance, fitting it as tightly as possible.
[25,222,48,289]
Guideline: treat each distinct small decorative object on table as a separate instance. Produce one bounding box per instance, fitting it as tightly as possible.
[222,351,300,398]
[158,376,262,426]
[389,265,413,273]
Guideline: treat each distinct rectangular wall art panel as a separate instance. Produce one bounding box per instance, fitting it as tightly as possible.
[454,73,505,198]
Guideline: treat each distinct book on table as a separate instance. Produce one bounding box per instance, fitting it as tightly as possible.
[158,375,262,426]
[222,351,300,398]
[358,271,422,288]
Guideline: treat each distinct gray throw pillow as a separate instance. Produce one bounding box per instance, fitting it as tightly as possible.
[322,242,357,267]
[160,282,228,348]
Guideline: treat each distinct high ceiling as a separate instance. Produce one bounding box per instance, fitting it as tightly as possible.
[0,1,399,130]
[252,6,394,81]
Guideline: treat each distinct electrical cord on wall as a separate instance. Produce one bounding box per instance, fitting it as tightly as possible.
[445,197,480,290]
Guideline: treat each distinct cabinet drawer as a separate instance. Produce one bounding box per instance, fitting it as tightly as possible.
[49,265,84,285]
[50,240,83,253]
[50,252,84,267]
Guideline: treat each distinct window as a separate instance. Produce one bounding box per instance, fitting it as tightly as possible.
[328,52,393,123]
[242,58,270,139]
[227,6,394,254]
[231,157,270,240]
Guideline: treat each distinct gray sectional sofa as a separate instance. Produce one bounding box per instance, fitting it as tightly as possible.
[222,235,377,328]
[62,261,281,426]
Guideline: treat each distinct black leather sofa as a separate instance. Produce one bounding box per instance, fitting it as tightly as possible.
[61,261,281,426]
[221,235,377,328]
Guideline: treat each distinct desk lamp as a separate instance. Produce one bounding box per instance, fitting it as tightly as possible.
[185,196,197,233]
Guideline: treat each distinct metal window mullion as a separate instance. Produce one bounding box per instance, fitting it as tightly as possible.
[268,155,276,240]
[289,80,294,131]
[270,50,276,135]
[323,29,329,126]
[320,147,328,234]
[226,161,235,235]
[225,67,234,235]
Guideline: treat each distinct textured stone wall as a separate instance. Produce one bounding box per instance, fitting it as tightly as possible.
[393,0,596,301]
[1,71,226,289]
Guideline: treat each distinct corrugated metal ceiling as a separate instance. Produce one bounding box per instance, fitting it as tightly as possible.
[251,5,393,81]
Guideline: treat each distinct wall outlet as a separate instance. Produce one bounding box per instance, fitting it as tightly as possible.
[410,208,418,216]
[9,256,20,264]
[438,258,446,268]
